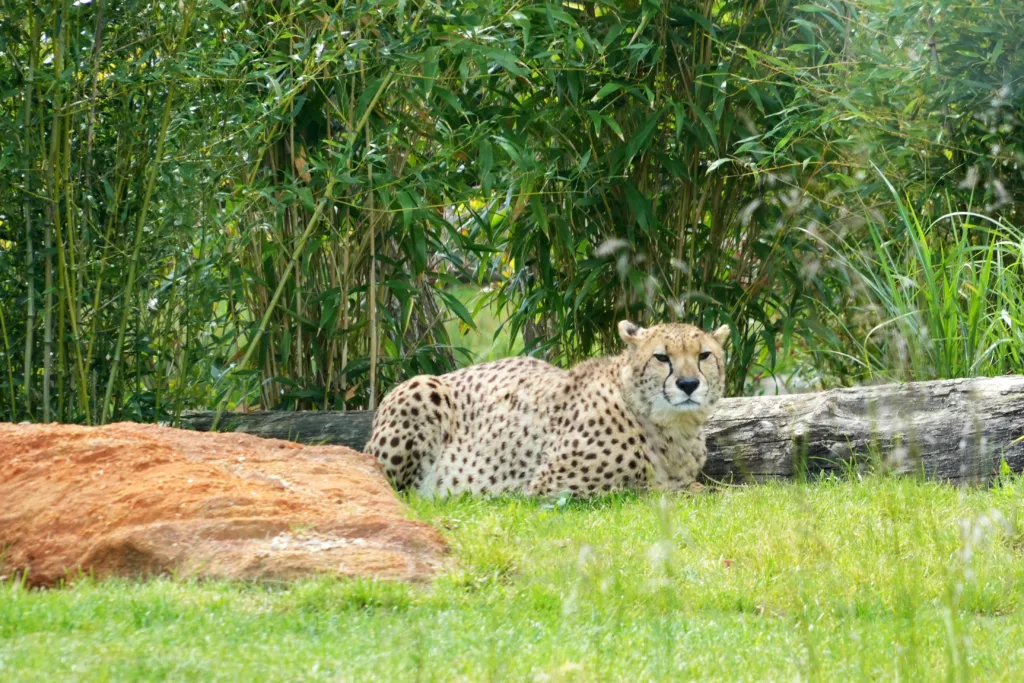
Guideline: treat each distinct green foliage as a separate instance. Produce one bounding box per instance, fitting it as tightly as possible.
[0,0,1021,421]
[811,184,1024,382]
[835,0,1024,213]
[470,0,846,396]
[6,479,1024,678]
[744,0,1024,390]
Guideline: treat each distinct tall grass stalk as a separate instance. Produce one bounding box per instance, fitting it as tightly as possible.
[814,177,1024,382]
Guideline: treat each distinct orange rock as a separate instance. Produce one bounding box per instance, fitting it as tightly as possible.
[0,422,447,586]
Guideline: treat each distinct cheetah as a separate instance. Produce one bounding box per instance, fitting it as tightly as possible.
[365,320,730,497]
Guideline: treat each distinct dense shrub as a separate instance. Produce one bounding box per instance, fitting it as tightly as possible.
[0,0,1020,422]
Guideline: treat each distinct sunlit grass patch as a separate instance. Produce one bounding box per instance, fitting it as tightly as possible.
[4,477,1024,680]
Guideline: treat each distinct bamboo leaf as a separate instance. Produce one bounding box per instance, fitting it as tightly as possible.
[592,82,622,102]
[705,158,732,175]
[623,108,663,161]
[439,289,476,329]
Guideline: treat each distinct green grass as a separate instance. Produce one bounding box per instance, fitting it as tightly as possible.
[5,477,1024,681]
[813,181,1024,383]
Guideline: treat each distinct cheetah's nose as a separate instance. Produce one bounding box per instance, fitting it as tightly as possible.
[676,377,700,395]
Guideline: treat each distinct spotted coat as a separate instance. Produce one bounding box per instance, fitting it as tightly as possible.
[365,321,730,497]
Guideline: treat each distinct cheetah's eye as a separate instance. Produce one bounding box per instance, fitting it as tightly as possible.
[653,353,670,363]
[698,351,712,361]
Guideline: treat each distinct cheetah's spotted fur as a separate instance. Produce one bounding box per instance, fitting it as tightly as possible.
[365,320,730,496]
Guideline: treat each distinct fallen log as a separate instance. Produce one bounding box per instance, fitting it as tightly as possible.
[185,409,376,452]
[184,376,1024,484]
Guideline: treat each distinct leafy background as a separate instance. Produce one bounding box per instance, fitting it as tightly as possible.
[0,0,1021,424]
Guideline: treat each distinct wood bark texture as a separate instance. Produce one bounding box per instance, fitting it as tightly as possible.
[185,376,1024,483]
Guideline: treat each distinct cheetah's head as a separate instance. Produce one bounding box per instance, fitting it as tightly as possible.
[617,320,730,424]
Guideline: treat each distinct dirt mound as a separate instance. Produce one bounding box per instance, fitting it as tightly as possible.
[0,422,447,586]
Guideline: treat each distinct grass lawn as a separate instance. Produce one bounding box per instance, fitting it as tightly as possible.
[4,476,1024,681]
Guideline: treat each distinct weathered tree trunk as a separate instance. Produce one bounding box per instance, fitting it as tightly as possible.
[703,376,1024,483]
[184,376,1024,484]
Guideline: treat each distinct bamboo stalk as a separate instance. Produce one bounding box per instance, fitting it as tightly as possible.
[172,216,204,424]
[322,101,339,411]
[338,63,361,412]
[84,150,126,412]
[20,9,40,421]
[99,93,174,422]
[41,3,75,422]
[211,182,336,429]
[366,125,378,411]
[287,47,305,390]
[42,159,56,423]
[57,249,66,421]
[339,208,352,411]
[340,212,351,410]
[0,303,15,418]
[99,1,195,423]
[57,24,91,422]
[152,251,183,421]
[82,0,106,178]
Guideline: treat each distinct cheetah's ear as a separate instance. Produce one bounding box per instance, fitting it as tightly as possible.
[711,324,731,347]
[618,320,646,345]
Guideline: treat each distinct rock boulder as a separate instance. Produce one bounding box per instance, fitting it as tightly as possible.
[0,422,447,586]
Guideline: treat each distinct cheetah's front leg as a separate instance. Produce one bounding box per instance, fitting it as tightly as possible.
[646,439,707,493]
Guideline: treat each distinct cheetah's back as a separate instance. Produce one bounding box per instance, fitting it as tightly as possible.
[367,356,570,495]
